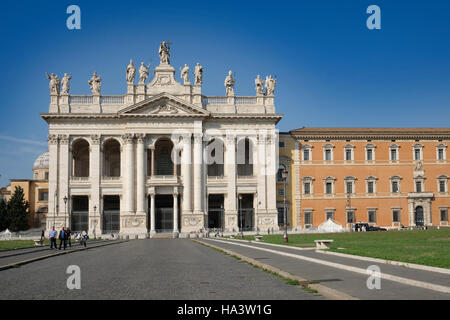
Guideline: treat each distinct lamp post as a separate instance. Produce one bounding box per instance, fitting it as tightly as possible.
[93,205,97,239]
[54,191,57,228]
[281,168,288,243]
[239,194,243,238]
[63,196,68,228]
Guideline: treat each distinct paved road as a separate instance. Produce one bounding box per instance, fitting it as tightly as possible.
[199,238,450,300]
[0,239,324,300]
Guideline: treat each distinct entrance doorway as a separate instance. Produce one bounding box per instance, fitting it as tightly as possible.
[152,195,174,233]
[208,194,224,229]
[71,196,89,232]
[103,195,120,234]
[238,194,254,231]
[415,206,424,226]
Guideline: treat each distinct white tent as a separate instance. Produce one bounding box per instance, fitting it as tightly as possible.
[318,219,343,233]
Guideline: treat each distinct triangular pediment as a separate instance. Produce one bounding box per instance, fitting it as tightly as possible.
[118,93,209,117]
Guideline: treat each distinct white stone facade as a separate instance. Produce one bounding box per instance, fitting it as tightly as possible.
[42,46,282,238]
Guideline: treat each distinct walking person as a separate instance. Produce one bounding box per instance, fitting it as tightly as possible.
[66,227,72,248]
[49,226,58,249]
[58,227,67,250]
[81,230,88,248]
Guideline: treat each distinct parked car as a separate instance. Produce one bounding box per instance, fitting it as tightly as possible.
[367,226,387,231]
[353,223,387,232]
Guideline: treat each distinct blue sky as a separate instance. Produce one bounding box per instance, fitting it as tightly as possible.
[0,0,449,185]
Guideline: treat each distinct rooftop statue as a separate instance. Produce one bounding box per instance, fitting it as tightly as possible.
[224,70,235,96]
[46,72,60,95]
[88,71,101,95]
[159,41,170,64]
[255,75,264,95]
[194,63,203,85]
[180,64,190,84]
[61,73,72,94]
[139,62,150,85]
[265,75,277,95]
[126,59,136,84]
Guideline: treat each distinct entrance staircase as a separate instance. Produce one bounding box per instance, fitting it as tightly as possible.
[151,233,173,239]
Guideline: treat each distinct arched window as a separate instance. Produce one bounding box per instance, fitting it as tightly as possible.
[103,139,121,177]
[206,138,224,177]
[72,139,90,177]
[237,138,253,176]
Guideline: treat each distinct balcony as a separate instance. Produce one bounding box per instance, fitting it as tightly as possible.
[146,175,180,186]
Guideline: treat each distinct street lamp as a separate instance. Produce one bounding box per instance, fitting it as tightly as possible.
[93,205,97,239]
[54,191,57,228]
[238,194,243,238]
[63,196,68,228]
[281,168,288,243]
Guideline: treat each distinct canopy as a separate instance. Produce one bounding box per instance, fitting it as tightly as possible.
[318,219,343,233]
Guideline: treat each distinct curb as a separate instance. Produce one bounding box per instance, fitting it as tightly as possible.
[216,237,316,251]
[317,249,450,275]
[193,239,358,300]
[0,240,128,271]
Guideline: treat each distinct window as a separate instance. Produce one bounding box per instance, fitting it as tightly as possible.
[347,211,355,223]
[392,181,399,193]
[345,149,352,161]
[279,141,285,148]
[413,144,423,161]
[441,209,448,222]
[304,182,311,195]
[326,211,334,221]
[436,144,447,161]
[367,181,374,194]
[39,191,48,201]
[390,176,402,193]
[278,189,285,196]
[391,149,397,161]
[303,149,310,161]
[325,149,332,161]
[438,176,448,193]
[326,182,332,194]
[45,172,49,180]
[34,172,39,180]
[346,181,353,194]
[367,149,373,161]
[392,210,400,223]
[439,180,446,193]
[304,211,312,225]
[302,145,312,161]
[277,208,285,225]
[416,181,422,193]
[414,149,421,160]
[323,144,334,161]
[438,148,444,160]
[368,210,376,223]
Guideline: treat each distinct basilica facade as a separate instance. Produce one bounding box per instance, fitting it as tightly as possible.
[42,43,282,238]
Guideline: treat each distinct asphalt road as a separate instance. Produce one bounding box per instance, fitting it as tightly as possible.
[0,239,324,300]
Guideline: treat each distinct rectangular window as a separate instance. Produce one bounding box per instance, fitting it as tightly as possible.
[346,182,353,194]
[326,182,332,194]
[416,181,422,193]
[304,212,312,225]
[392,181,399,193]
[304,182,311,195]
[368,181,374,194]
[367,149,373,161]
[438,149,444,160]
[326,211,334,221]
[441,209,448,222]
[303,149,310,161]
[347,211,355,223]
[439,180,446,193]
[368,210,376,223]
[391,149,397,161]
[45,172,49,180]
[277,208,285,225]
[279,141,285,148]
[345,149,352,161]
[278,189,285,196]
[40,191,48,201]
[325,149,331,161]
[414,149,421,160]
[393,210,400,222]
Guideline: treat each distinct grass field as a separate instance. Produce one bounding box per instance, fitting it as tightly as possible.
[0,239,50,250]
[239,229,450,269]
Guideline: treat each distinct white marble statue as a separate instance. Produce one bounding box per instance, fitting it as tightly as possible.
[126,59,136,84]
[46,72,60,95]
[194,63,203,85]
[61,73,72,94]
[139,62,150,85]
[265,75,277,95]
[180,64,190,84]
[88,71,101,94]
[159,41,170,64]
[255,75,264,95]
[224,70,235,96]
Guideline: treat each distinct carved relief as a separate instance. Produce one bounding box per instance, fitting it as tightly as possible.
[136,133,146,144]
[48,134,59,145]
[91,134,101,145]
[121,133,134,144]
[59,135,69,145]
[184,217,199,226]
[154,75,172,86]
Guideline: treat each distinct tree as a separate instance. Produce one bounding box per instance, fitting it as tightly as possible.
[0,198,7,231]
[7,186,29,232]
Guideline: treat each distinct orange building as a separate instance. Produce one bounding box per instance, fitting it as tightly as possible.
[290,128,450,229]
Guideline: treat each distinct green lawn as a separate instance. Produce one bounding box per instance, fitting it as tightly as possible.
[240,229,450,269]
[0,239,50,250]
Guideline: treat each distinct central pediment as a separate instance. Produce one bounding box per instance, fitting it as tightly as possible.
[118,93,209,117]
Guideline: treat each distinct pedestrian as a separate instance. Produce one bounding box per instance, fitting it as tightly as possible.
[66,227,72,248]
[81,230,88,247]
[49,226,58,249]
[58,227,67,250]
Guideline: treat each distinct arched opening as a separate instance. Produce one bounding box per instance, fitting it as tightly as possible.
[154,138,175,175]
[415,206,424,226]
[237,138,253,176]
[72,139,90,177]
[206,138,224,177]
[103,139,121,177]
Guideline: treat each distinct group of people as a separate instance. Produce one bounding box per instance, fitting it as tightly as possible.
[48,226,88,250]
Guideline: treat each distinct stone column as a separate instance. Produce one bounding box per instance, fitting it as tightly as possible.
[265,133,279,231]
[193,133,203,214]
[90,135,101,236]
[256,134,267,228]
[173,188,179,236]
[181,134,192,214]
[47,135,59,230]
[122,134,135,215]
[225,134,238,231]
[59,135,70,228]
[136,134,146,216]
[150,147,155,176]
[150,188,156,237]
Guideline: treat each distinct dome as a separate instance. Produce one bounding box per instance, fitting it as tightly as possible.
[33,151,49,170]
